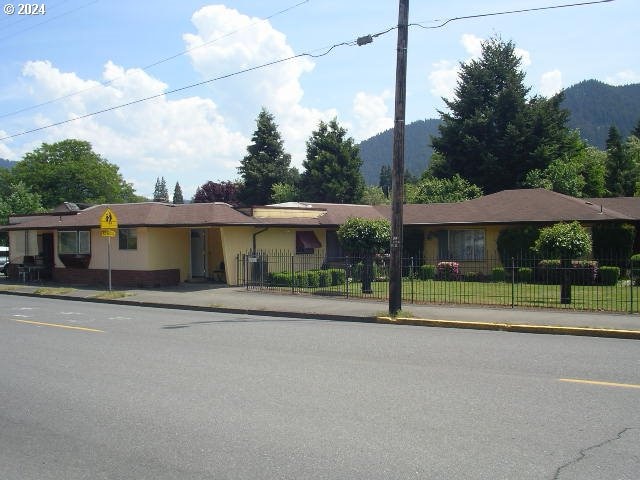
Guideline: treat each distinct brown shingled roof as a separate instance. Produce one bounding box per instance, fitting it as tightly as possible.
[402,189,634,225]
[2,202,256,231]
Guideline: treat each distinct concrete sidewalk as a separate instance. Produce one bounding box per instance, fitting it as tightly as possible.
[1,279,639,339]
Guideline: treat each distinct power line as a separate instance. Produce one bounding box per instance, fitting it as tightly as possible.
[0,0,615,142]
[0,40,353,142]
[411,0,614,30]
[0,0,310,120]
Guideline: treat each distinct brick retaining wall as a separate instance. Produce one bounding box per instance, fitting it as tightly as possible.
[53,268,180,287]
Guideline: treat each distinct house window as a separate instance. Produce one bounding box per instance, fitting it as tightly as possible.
[325,230,344,259]
[58,231,91,254]
[296,231,321,254]
[449,230,484,261]
[119,228,137,250]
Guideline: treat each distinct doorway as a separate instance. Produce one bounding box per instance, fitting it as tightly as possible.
[190,229,207,279]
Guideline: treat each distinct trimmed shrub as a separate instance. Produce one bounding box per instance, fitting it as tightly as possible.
[571,260,598,285]
[631,254,640,282]
[517,267,533,283]
[491,267,506,282]
[418,264,436,280]
[598,266,620,286]
[294,271,308,288]
[464,271,478,282]
[306,270,320,288]
[537,259,562,284]
[268,271,292,287]
[328,268,346,286]
[437,261,460,280]
[317,269,331,287]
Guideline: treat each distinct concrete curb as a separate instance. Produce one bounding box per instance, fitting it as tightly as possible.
[376,317,640,340]
[3,290,640,339]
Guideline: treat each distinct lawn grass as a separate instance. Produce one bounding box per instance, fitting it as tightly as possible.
[267,278,639,313]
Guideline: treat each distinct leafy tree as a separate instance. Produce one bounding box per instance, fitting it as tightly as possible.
[153,177,169,202]
[193,181,240,205]
[0,182,45,225]
[533,221,592,304]
[172,182,184,204]
[270,182,299,203]
[361,186,390,205]
[378,165,391,196]
[605,126,637,196]
[431,36,581,193]
[496,225,541,267]
[578,147,607,197]
[337,217,390,293]
[237,108,293,206]
[10,139,137,208]
[301,118,364,203]
[406,173,482,204]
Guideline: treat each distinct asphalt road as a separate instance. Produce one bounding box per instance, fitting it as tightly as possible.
[1,296,639,480]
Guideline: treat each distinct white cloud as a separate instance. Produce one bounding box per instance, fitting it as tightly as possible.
[539,70,563,97]
[461,34,483,58]
[351,90,393,141]
[0,131,15,159]
[428,60,459,100]
[182,4,336,167]
[606,70,640,85]
[18,60,248,199]
[515,48,532,68]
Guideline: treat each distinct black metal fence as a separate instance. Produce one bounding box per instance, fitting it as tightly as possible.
[234,250,640,313]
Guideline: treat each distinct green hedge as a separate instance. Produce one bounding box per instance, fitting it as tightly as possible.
[598,266,620,286]
[517,267,533,283]
[491,267,506,282]
[418,264,436,280]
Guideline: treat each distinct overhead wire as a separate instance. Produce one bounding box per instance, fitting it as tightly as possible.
[0,0,310,120]
[0,0,615,142]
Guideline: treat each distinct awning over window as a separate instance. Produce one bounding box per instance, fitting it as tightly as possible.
[296,231,321,248]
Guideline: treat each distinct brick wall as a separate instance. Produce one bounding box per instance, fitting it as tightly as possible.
[53,268,180,287]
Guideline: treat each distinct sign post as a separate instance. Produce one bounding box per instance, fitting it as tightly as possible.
[100,208,118,291]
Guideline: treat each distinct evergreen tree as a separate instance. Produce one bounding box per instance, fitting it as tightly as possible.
[300,118,364,203]
[431,36,580,194]
[172,182,184,204]
[605,126,636,196]
[237,108,293,206]
[378,165,391,196]
[631,118,640,139]
[153,177,169,202]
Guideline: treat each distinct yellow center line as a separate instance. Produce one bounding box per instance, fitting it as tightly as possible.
[12,319,104,333]
[559,378,640,389]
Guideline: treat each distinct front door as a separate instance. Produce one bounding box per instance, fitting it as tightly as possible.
[190,229,206,278]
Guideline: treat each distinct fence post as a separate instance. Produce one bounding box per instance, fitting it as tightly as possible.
[410,256,415,304]
[630,257,634,314]
[345,256,349,299]
[291,255,295,294]
[511,257,515,309]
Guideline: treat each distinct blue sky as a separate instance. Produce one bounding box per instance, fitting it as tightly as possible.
[0,0,637,199]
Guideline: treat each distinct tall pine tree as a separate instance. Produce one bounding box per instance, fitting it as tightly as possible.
[237,109,293,206]
[431,36,580,194]
[605,126,636,196]
[172,182,184,204]
[300,119,364,203]
[153,177,169,202]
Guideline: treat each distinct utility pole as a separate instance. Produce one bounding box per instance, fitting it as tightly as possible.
[389,0,409,316]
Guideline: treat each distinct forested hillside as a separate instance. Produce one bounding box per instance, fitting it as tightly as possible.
[358,80,640,185]
[0,158,15,169]
[562,80,640,149]
[359,119,440,185]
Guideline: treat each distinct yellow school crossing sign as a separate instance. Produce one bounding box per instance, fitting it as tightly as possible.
[100,208,118,230]
[100,208,118,291]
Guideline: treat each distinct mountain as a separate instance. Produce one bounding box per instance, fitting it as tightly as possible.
[562,80,640,149]
[358,80,640,184]
[0,158,16,169]
[359,119,440,185]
